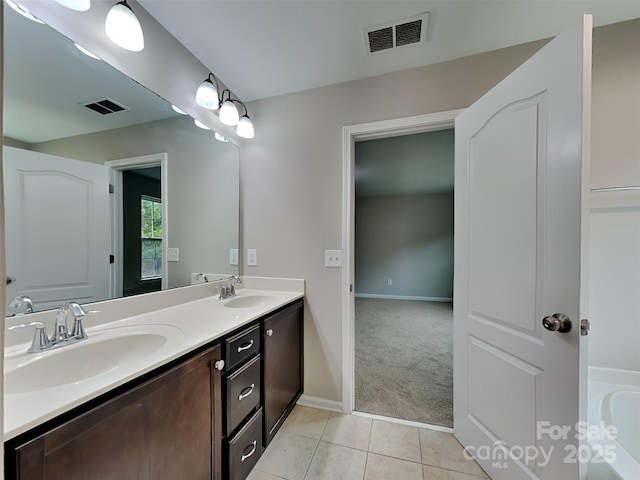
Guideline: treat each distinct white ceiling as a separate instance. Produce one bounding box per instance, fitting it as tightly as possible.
[4,5,177,144]
[139,0,640,102]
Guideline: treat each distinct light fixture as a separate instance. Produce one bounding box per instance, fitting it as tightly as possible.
[74,43,101,60]
[194,83,256,139]
[194,119,210,130]
[53,0,91,11]
[105,0,144,52]
[236,103,255,139]
[172,104,188,115]
[6,0,45,23]
[195,73,220,110]
[219,91,240,126]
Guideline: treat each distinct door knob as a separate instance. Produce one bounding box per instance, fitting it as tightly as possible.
[542,313,572,333]
[265,329,273,337]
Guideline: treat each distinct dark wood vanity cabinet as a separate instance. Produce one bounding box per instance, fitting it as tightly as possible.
[6,298,304,480]
[262,299,304,446]
[7,346,223,480]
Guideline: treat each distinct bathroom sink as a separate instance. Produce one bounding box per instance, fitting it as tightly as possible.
[224,295,276,309]
[5,329,173,394]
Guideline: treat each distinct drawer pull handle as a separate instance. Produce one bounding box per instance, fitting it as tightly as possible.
[241,440,257,462]
[238,384,255,401]
[237,340,254,352]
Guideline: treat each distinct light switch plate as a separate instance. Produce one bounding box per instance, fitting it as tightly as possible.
[167,248,179,262]
[247,249,257,266]
[229,248,239,266]
[325,250,342,268]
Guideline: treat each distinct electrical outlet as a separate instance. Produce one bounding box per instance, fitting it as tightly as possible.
[247,249,257,266]
[387,278,393,286]
[325,250,342,268]
[167,248,179,262]
[229,248,239,265]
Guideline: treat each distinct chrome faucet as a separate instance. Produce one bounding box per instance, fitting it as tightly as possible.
[220,275,242,299]
[195,273,210,283]
[49,301,91,347]
[9,301,95,354]
[8,295,34,316]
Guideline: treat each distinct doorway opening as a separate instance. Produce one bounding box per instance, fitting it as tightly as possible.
[105,153,168,298]
[354,129,454,427]
[341,109,463,430]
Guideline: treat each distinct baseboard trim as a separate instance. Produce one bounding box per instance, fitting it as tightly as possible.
[354,294,453,302]
[351,411,454,433]
[297,395,343,413]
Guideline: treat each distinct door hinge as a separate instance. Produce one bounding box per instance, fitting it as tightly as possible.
[580,319,590,336]
[109,184,114,194]
[350,284,353,293]
[109,254,115,264]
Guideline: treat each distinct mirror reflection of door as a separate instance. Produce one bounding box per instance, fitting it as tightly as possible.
[122,168,162,296]
[3,146,111,313]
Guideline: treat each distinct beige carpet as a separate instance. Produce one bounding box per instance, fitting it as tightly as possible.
[355,298,453,427]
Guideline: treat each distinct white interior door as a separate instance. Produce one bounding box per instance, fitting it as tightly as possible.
[4,146,111,312]
[454,16,591,480]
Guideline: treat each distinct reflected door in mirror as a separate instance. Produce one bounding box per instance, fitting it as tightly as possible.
[3,146,111,313]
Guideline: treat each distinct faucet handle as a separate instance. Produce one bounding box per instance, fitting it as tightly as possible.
[8,321,52,353]
[28,322,52,353]
[72,317,88,340]
[69,306,98,340]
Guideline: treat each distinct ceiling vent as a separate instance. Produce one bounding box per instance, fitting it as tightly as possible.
[81,97,128,115]
[364,13,428,54]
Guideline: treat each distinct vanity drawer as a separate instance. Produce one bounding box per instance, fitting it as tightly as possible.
[227,408,263,480]
[225,324,260,371]
[226,354,261,434]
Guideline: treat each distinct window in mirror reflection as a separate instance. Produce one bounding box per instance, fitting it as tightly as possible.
[141,196,163,279]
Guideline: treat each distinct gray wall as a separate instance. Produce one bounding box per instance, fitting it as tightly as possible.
[355,193,454,299]
[30,116,240,289]
[241,20,640,403]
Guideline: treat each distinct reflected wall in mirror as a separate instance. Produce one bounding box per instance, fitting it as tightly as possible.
[3,5,240,314]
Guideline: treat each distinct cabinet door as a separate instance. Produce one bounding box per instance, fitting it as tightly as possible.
[12,346,223,480]
[263,300,304,445]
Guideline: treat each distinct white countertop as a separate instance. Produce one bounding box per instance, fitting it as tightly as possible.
[4,283,303,440]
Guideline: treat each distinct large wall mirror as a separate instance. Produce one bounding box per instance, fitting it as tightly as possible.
[3,5,240,314]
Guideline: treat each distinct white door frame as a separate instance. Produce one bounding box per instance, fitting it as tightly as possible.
[341,109,464,413]
[105,153,169,297]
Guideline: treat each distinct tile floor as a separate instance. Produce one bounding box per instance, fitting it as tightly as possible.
[248,406,488,480]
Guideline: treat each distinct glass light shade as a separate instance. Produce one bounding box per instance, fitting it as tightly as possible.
[53,0,91,11]
[195,79,219,110]
[105,1,144,52]
[236,115,255,139]
[172,104,187,115]
[194,119,210,130]
[6,0,45,23]
[219,100,239,126]
[214,132,229,143]
[74,43,100,60]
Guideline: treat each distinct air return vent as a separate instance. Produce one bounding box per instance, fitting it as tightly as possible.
[364,13,428,54]
[82,98,128,115]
